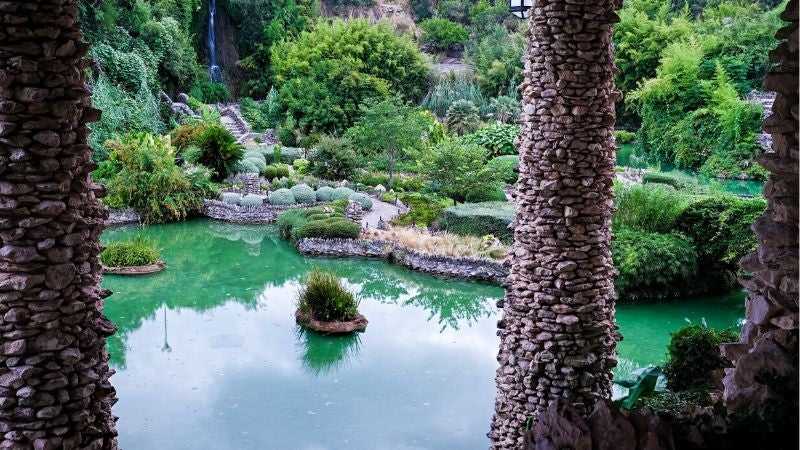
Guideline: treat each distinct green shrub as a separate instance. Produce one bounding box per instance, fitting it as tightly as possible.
[315,186,335,202]
[642,171,687,190]
[293,158,310,175]
[463,123,520,157]
[439,202,515,242]
[221,192,242,205]
[291,184,316,204]
[422,139,504,204]
[239,194,265,208]
[664,324,738,392]
[293,217,362,240]
[465,25,524,98]
[612,228,698,301]
[102,133,214,223]
[272,19,430,134]
[311,136,359,180]
[239,91,281,132]
[487,96,520,124]
[263,163,290,180]
[465,184,507,202]
[297,269,360,322]
[331,187,355,201]
[486,155,519,184]
[419,18,468,51]
[349,193,373,211]
[100,237,160,267]
[615,129,636,144]
[445,99,481,136]
[391,192,451,227]
[613,183,691,234]
[268,188,296,205]
[422,72,486,118]
[676,194,766,269]
[179,123,244,181]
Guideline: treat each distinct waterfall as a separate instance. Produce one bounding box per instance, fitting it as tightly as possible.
[208,0,222,82]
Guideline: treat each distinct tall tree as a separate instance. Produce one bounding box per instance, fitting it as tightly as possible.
[0,1,119,448]
[490,0,621,448]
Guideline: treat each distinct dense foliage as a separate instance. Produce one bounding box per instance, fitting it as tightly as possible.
[181,124,245,181]
[96,133,215,223]
[664,324,738,391]
[438,202,515,242]
[271,19,430,134]
[462,123,519,157]
[101,237,161,267]
[419,18,469,51]
[613,183,690,233]
[277,206,361,241]
[422,139,504,204]
[297,269,360,322]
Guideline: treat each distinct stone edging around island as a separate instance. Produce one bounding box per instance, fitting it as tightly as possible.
[202,199,329,224]
[102,260,166,275]
[295,309,368,334]
[296,238,508,284]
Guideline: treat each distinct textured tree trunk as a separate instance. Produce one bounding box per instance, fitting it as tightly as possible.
[0,1,119,449]
[490,1,621,448]
[721,0,798,431]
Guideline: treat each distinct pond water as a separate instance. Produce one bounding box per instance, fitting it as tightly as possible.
[101,219,744,450]
[617,143,764,197]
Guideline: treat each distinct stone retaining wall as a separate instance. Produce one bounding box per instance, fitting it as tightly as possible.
[297,238,508,283]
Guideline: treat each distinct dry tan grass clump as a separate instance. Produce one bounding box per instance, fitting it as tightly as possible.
[363,226,508,260]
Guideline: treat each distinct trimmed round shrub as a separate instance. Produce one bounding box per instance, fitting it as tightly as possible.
[221,192,242,205]
[293,217,361,240]
[239,194,265,208]
[331,187,356,201]
[438,201,515,242]
[315,186,335,202]
[612,228,699,301]
[268,188,296,205]
[349,193,373,211]
[291,184,316,204]
[664,324,738,392]
[241,153,267,174]
[100,238,160,267]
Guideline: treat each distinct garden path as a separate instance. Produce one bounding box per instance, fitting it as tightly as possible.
[362,198,401,229]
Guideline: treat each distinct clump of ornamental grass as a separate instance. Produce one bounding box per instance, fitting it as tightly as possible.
[362,227,508,260]
[297,269,360,322]
[100,237,160,267]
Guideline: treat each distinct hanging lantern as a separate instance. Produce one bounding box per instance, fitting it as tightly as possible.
[509,0,533,19]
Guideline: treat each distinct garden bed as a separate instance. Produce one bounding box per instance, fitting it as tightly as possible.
[296,238,508,283]
[295,309,368,335]
[103,260,166,275]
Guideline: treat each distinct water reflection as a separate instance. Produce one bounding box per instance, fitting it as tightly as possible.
[298,328,363,376]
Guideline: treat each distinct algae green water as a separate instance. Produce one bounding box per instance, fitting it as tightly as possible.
[101,219,744,450]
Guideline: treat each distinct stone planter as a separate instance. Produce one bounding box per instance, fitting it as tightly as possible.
[103,260,166,275]
[295,309,368,335]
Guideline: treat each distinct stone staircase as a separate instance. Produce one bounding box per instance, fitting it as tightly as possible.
[218,104,251,144]
[747,90,777,152]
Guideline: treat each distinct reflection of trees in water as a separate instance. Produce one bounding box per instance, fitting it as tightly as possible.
[102,219,501,368]
[297,327,362,376]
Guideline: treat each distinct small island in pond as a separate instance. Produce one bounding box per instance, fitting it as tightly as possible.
[101,237,166,276]
[295,269,367,335]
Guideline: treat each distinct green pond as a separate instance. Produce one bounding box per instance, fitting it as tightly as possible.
[101,219,744,450]
[617,143,764,197]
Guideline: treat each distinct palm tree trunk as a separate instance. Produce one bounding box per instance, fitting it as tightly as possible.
[0,1,119,449]
[721,0,798,430]
[490,0,621,447]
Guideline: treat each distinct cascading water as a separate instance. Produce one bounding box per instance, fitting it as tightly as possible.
[208,0,222,82]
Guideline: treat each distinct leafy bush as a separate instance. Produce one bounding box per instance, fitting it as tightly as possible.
[612,228,698,300]
[422,139,504,204]
[486,155,519,184]
[466,25,524,98]
[349,193,373,211]
[177,123,244,181]
[297,269,360,322]
[293,158,310,175]
[239,194,265,208]
[615,129,636,144]
[676,194,766,269]
[419,18,468,51]
[221,192,243,205]
[311,136,359,181]
[271,19,430,134]
[391,192,452,227]
[99,133,214,223]
[434,0,471,23]
[462,123,519,157]
[291,184,316,204]
[315,186,335,202]
[642,171,687,189]
[422,72,486,118]
[268,188,296,205]
[294,217,362,240]
[100,237,160,267]
[263,163,291,180]
[438,202,515,242]
[613,183,691,233]
[664,324,737,392]
[445,100,481,135]
[488,96,520,124]
[239,91,281,132]
[331,187,356,201]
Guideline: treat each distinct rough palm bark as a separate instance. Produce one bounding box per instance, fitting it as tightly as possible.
[721,0,798,433]
[490,0,621,448]
[0,1,119,449]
